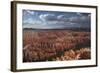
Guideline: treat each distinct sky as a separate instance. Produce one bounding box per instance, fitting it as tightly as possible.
[22,9,91,29]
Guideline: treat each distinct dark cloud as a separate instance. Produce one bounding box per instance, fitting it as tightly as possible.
[40,13,89,28]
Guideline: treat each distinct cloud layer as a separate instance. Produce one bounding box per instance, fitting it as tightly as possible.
[23,10,91,29]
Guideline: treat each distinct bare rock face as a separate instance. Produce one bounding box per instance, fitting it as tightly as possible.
[23,30,91,62]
